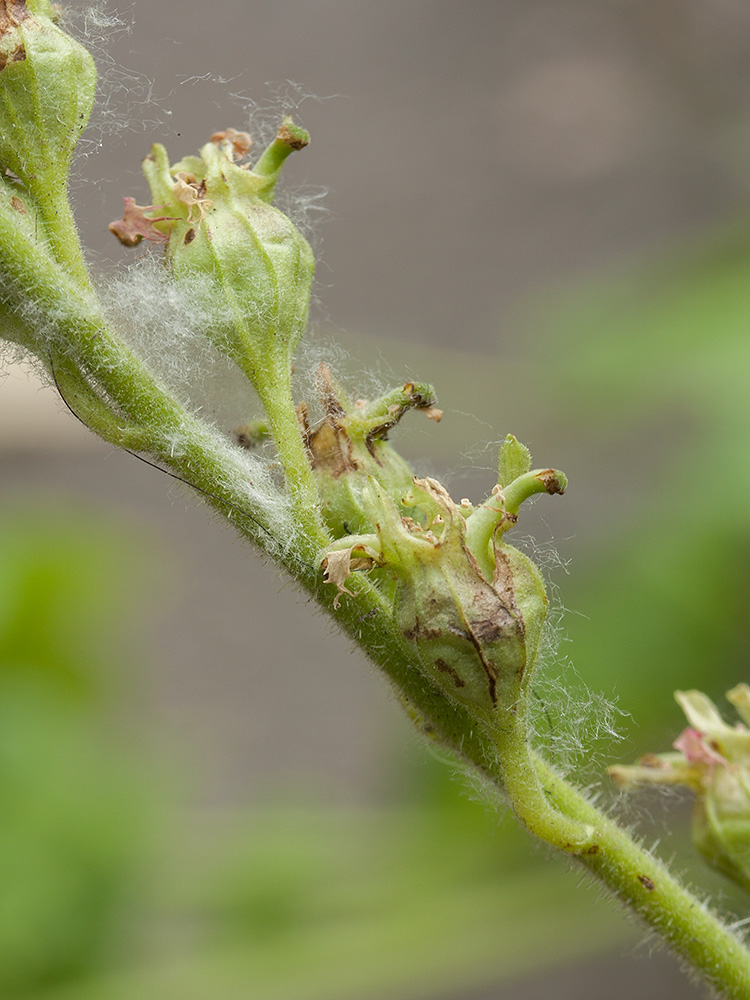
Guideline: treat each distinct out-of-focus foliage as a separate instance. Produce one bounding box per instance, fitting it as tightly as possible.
[0,506,151,997]
[35,765,632,1000]
[538,227,750,743]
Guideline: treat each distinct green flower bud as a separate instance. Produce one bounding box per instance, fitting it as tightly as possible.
[110,120,314,395]
[610,686,750,893]
[306,363,442,537]
[322,439,565,723]
[0,1,95,201]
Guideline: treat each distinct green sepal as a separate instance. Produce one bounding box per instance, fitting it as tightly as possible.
[0,171,53,351]
[497,433,531,487]
[693,793,750,895]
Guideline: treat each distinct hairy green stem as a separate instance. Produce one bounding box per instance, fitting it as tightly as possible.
[34,188,92,291]
[254,373,331,557]
[3,184,750,1000]
[535,754,750,999]
[0,215,277,546]
[325,579,750,999]
[494,712,593,852]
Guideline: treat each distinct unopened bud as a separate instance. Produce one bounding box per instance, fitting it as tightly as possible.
[110,118,314,394]
[0,1,95,201]
[307,364,440,536]
[610,686,750,892]
[322,439,560,723]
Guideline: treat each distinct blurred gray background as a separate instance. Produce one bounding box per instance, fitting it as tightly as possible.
[4,1,750,997]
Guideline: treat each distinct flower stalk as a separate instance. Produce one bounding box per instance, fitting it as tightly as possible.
[2,8,750,998]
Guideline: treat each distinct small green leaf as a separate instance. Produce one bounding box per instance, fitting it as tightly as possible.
[497,434,531,487]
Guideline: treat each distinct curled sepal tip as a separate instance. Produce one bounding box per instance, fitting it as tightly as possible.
[464,435,566,578]
[306,363,441,537]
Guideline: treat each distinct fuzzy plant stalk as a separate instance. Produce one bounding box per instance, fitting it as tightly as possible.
[2,4,750,996]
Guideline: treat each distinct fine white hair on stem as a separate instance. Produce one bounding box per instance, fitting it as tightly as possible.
[96,258,309,547]
[100,258,261,427]
[188,427,298,553]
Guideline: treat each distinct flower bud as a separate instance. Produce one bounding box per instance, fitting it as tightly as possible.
[610,686,750,892]
[322,437,565,722]
[0,1,95,201]
[306,363,441,536]
[110,120,314,394]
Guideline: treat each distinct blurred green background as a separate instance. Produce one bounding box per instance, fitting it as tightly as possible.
[2,1,750,998]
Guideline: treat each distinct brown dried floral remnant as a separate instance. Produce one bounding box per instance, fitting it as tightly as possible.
[210,127,252,159]
[108,197,171,247]
[321,544,380,608]
[172,173,213,224]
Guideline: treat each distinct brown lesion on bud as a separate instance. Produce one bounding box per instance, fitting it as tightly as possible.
[0,42,24,69]
[492,545,519,609]
[306,363,441,473]
[458,609,523,708]
[305,364,359,477]
[307,420,358,478]
[405,578,525,710]
[435,658,467,689]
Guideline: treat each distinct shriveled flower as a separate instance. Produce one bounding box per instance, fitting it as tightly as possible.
[108,198,171,246]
